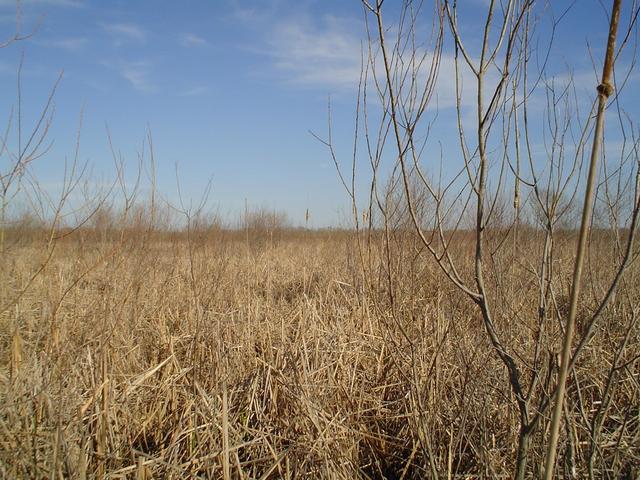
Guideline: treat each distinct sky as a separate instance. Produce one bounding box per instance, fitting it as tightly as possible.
[0,0,638,227]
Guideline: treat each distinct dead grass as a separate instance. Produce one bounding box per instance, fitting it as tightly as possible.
[0,231,638,478]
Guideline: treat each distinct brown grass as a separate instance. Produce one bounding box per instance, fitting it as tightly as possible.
[0,230,638,478]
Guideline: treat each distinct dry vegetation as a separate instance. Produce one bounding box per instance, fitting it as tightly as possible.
[2,0,640,478]
[0,225,638,478]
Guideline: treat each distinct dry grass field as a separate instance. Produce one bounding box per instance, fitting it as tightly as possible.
[2,0,639,477]
[1,227,638,478]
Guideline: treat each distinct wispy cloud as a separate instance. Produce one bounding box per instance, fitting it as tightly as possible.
[262,15,364,90]
[180,33,208,47]
[179,86,209,97]
[41,36,88,51]
[228,2,497,111]
[252,13,462,109]
[104,59,156,93]
[229,4,385,91]
[101,22,147,45]
[227,0,284,24]
[120,62,154,92]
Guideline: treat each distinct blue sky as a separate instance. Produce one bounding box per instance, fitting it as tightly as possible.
[1,0,638,227]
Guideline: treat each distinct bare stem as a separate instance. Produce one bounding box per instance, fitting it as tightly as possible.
[543,1,622,478]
